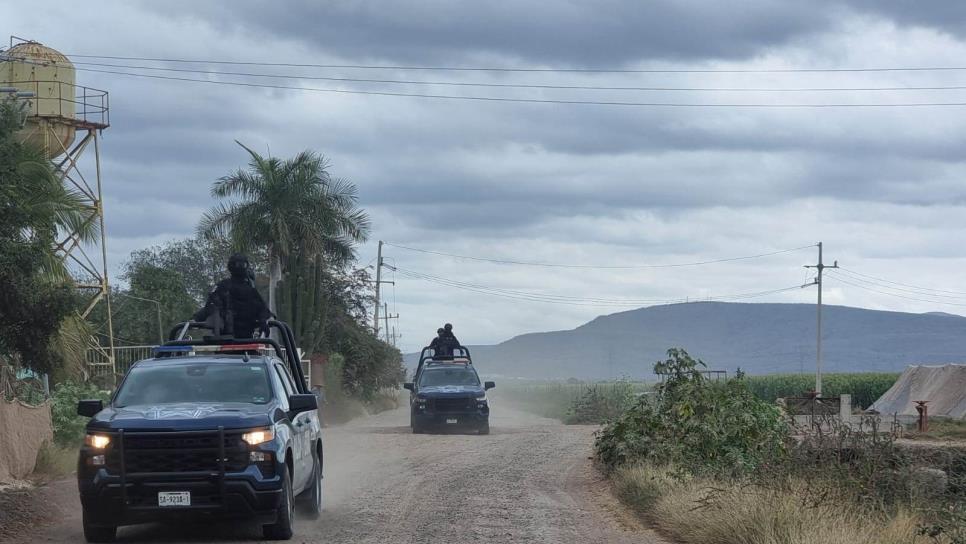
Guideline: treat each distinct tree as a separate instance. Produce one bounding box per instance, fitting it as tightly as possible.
[198,141,370,314]
[117,260,197,344]
[0,100,91,373]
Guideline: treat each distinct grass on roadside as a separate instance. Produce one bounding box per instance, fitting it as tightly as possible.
[613,464,940,544]
[32,442,76,481]
[905,418,966,441]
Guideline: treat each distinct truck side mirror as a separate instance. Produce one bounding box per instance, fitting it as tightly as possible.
[484,381,495,390]
[288,394,318,415]
[403,382,415,391]
[77,399,104,418]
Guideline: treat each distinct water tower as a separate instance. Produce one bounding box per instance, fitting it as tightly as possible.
[1,37,115,374]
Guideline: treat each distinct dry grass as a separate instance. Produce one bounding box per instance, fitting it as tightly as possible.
[613,464,945,544]
[32,442,76,481]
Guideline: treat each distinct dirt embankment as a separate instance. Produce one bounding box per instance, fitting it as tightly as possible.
[2,405,668,544]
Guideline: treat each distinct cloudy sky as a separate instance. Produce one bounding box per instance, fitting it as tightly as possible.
[6,1,966,352]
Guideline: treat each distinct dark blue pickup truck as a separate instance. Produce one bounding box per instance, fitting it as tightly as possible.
[76,321,322,542]
[404,347,495,434]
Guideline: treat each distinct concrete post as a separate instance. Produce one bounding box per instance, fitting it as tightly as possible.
[840,394,852,424]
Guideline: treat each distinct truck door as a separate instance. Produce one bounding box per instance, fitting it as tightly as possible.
[274,362,310,492]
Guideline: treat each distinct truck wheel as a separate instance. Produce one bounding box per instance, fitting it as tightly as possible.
[82,510,116,543]
[297,448,323,519]
[479,423,490,435]
[263,467,295,540]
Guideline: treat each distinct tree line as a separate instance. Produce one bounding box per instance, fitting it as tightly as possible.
[0,101,403,400]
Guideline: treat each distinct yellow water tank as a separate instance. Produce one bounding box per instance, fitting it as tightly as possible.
[1,41,76,156]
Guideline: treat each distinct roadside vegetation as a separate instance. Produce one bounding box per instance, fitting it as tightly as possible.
[496,380,647,423]
[596,348,966,544]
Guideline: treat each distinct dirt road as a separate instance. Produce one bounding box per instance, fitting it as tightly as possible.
[6,406,666,544]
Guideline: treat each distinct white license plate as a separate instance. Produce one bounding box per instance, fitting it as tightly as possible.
[446,418,458,424]
[158,491,191,507]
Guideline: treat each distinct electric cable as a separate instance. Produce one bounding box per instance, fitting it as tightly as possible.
[52,60,966,94]
[384,242,814,269]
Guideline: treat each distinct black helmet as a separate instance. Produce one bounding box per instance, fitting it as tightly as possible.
[437,328,445,335]
[444,323,453,331]
[227,254,250,279]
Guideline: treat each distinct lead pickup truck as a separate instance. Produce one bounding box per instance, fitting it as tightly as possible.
[76,320,322,542]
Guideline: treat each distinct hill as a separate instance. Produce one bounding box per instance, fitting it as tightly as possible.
[409,302,966,380]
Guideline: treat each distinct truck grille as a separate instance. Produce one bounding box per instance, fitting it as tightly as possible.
[433,397,476,413]
[107,431,249,474]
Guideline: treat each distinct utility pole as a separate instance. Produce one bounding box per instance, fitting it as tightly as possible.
[382,302,399,344]
[804,242,838,397]
[372,241,397,338]
[374,241,382,335]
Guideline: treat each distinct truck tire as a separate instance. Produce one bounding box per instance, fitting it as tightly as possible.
[296,448,323,519]
[82,509,116,543]
[263,467,295,540]
[479,423,490,435]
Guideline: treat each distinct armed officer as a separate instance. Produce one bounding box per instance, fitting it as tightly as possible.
[193,254,272,338]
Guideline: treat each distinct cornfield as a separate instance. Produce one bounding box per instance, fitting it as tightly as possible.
[742,373,899,409]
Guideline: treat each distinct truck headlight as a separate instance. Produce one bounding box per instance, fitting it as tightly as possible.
[242,428,275,446]
[84,434,111,449]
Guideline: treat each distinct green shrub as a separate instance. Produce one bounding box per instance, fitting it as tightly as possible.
[50,381,110,446]
[595,348,789,476]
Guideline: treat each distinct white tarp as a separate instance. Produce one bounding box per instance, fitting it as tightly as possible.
[870,364,966,419]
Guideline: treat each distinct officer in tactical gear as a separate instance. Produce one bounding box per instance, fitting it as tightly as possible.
[193,254,272,338]
[442,323,460,347]
[428,328,446,356]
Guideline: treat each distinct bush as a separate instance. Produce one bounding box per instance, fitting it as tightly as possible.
[50,381,110,446]
[595,348,789,476]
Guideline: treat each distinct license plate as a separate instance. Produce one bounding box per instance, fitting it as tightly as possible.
[446,418,458,424]
[158,491,191,507]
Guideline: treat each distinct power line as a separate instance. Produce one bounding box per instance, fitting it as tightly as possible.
[58,60,966,94]
[394,265,804,307]
[825,271,966,307]
[384,242,815,269]
[19,63,966,108]
[62,53,966,74]
[836,267,966,297]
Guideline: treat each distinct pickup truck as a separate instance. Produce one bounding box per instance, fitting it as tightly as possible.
[404,347,494,434]
[76,322,322,542]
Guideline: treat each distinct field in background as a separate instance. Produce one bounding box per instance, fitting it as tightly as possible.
[743,372,900,409]
[494,372,900,422]
[492,381,651,422]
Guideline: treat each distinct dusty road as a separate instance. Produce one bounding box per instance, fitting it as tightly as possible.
[7,406,666,544]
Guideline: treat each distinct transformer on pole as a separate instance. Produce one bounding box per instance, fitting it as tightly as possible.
[1,37,115,377]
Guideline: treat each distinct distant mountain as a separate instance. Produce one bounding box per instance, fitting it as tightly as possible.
[407,302,966,380]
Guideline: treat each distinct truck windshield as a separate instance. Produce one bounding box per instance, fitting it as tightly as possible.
[115,363,272,407]
[419,367,480,387]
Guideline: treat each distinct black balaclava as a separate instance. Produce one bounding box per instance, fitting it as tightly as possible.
[227,254,250,280]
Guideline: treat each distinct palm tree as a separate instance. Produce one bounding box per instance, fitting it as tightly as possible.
[198,141,370,313]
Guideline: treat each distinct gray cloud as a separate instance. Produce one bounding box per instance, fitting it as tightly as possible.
[143,0,834,66]
[10,0,966,351]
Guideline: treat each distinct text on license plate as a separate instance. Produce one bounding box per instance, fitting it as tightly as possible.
[446,418,458,424]
[158,491,191,507]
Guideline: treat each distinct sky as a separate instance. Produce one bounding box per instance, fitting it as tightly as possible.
[6,1,966,353]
